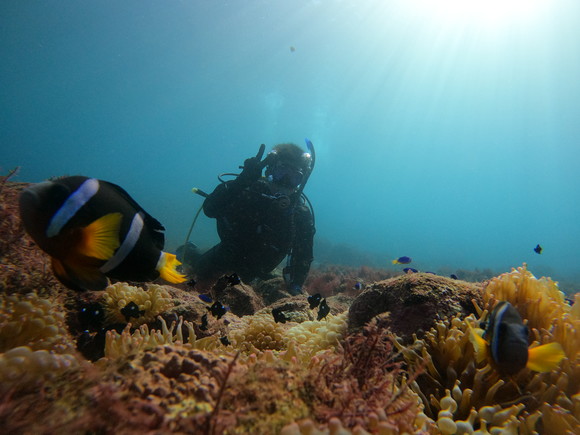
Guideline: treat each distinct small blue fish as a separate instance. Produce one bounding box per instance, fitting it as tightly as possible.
[353,282,363,291]
[392,256,412,265]
[198,294,213,303]
[534,244,542,254]
[450,274,458,280]
[403,268,418,274]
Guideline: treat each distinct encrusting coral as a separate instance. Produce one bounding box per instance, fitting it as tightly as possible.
[101,282,174,327]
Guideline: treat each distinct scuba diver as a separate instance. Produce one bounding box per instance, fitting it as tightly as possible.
[184,141,315,295]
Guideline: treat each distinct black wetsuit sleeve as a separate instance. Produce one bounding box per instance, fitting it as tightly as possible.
[203,157,262,218]
[286,205,315,289]
[203,177,250,218]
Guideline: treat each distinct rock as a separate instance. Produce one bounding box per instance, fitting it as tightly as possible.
[212,276,264,317]
[254,277,300,305]
[348,273,483,341]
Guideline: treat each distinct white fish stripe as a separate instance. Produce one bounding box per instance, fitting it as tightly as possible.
[100,212,144,274]
[46,178,100,238]
[490,302,509,362]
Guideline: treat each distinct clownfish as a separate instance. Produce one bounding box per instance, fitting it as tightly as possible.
[19,176,186,291]
[469,301,565,375]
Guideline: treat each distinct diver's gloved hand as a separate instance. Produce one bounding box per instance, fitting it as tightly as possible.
[237,144,267,185]
[237,156,263,184]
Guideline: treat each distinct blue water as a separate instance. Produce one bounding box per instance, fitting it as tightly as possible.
[2,1,579,287]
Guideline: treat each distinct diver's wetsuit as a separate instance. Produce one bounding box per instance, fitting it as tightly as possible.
[194,175,315,292]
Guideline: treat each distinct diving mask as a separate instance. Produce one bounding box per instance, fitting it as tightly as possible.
[269,162,304,188]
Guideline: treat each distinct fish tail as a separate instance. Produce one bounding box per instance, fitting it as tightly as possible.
[392,259,399,264]
[157,252,187,284]
[527,342,566,372]
[468,322,488,363]
[78,212,122,260]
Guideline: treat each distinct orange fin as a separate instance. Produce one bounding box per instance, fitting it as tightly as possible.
[78,213,122,260]
[52,257,108,291]
[157,252,186,284]
[468,323,488,363]
[527,342,566,372]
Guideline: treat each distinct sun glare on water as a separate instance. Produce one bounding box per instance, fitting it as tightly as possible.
[415,0,550,31]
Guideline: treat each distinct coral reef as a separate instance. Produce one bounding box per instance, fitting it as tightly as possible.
[348,273,483,340]
[1,180,579,434]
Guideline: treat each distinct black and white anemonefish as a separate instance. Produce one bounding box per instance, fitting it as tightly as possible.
[19,176,186,291]
[469,301,565,375]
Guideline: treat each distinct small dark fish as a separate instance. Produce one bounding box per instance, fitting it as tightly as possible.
[403,268,418,274]
[392,256,412,265]
[425,271,436,275]
[225,273,241,286]
[353,282,363,291]
[307,293,322,309]
[220,336,231,346]
[78,302,105,330]
[198,294,213,303]
[18,176,186,291]
[120,301,145,322]
[272,307,288,323]
[186,278,197,288]
[290,46,296,52]
[317,298,330,321]
[534,244,542,254]
[200,313,208,331]
[450,274,458,280]
[208,301,227,320]
[77,328,107,361]
[470,301,565,375]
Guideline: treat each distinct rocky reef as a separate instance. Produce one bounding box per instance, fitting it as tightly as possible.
[1,177,578,434]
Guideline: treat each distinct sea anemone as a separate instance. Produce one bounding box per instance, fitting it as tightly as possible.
[101,282,173,327]
[397,264,580,433]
